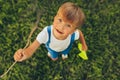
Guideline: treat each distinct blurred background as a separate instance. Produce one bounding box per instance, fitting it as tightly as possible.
[0,0,120,80]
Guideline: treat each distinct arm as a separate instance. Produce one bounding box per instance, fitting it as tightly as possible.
[14,40,40,62]
[24,40,40,58]
[78,30,88,51]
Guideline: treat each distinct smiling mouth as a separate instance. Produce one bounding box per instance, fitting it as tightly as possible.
[56,29,63,34]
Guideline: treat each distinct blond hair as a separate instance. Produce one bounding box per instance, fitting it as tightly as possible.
[57,2,85,27]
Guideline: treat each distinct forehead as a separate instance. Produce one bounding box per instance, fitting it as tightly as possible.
[56,13,72,25]
[57,5,80,26]
[56,11,76,27]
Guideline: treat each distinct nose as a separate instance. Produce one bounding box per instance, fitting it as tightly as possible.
[58,22,65,30]
[59,26,64,30]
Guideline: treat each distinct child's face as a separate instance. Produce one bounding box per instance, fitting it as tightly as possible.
[53,13,77,40]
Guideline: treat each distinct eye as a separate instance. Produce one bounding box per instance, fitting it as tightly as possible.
[58,19,62,22]
[66,24,71,28]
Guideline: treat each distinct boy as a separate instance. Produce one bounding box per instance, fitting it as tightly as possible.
[14,2,88,61]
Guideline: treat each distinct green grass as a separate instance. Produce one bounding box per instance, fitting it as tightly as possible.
[0,0,120,80]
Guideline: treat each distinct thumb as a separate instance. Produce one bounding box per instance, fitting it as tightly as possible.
[18,50,27,62]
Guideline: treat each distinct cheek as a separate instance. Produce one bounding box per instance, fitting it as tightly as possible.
[65,29,75,35]
[53,20,57,27]
[64,29,71,35]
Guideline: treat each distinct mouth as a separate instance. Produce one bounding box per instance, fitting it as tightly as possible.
[56,29,63,34]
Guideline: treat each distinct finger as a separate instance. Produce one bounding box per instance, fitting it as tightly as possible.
[14,54,21,61]
[14,50,23,61]
[17,53,23,58]
[16,53,22,59]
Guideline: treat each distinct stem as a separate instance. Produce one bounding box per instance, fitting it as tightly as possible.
[0,61,17,78]
[0,9,41,78]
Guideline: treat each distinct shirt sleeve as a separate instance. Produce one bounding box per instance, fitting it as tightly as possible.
[36,27,48,44]
[74,29,80,40]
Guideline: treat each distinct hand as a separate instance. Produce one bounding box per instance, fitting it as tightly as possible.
[82,44,88,51]
[14,49,27,62]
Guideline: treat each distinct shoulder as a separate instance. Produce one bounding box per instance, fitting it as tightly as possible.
[43,25,53,32]
[42,26,48,31]
[74,29,80,35]
[36,26,51,44]
[74,29,80,40]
